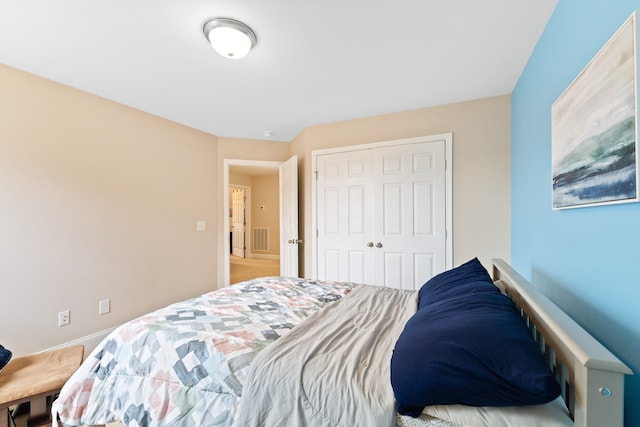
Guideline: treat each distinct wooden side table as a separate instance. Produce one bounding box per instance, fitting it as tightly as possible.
[0,345,84,427]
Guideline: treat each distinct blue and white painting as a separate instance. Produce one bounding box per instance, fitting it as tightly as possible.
[552,14,638,209]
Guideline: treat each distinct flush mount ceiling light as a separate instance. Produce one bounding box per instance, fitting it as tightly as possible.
[203,17,257,59]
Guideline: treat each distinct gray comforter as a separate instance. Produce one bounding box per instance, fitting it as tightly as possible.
[235,284,417,427]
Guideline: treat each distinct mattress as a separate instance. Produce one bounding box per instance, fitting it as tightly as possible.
[53,273,571,427]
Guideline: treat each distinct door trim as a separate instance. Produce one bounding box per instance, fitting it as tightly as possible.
[310,133,453,279]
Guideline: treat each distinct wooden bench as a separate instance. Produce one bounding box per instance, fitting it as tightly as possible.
[0,345,84,427]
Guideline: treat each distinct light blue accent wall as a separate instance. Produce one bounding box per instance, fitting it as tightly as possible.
[512,1,640,425]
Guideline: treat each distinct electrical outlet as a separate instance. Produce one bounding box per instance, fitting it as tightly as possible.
[58,310,70,326]
[99,299,110,315]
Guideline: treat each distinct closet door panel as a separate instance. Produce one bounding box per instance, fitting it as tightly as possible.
[322,187,340,234]
[382,183,403,235]
[317,150,374,283]
[414,253,435,288]
[348,186,366,234]
[321,249,341,281]
[348,250,366,284]
[375,141,446,289]
[383,252,404,289]
[413,181,434,236]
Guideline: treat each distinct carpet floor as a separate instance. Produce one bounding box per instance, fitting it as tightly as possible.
[230,255,280,284]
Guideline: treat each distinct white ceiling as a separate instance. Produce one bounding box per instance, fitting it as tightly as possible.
[0,0,557,142]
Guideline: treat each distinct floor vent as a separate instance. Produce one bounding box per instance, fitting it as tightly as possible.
[253,227,269,251]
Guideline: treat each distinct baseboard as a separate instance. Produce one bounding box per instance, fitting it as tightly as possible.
[248,254,280,260]
[41,326,118,358]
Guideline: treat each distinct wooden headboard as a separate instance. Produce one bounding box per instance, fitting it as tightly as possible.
[491,259,633,427]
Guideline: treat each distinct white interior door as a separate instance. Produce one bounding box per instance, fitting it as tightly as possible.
[280,155,299,277]
[314,135,451,289]
[231,188,245,258]
[316,150,374,283]
[373,141,447,289]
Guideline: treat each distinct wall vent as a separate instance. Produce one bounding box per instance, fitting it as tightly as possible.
[253,227,269,251]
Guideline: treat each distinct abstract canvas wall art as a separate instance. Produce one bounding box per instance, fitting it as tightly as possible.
[552,12,639,209]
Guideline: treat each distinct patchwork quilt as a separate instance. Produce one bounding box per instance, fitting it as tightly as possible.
[52,277,355,427]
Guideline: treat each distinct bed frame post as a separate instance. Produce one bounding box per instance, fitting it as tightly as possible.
[491,259,632,427]
[574,365,626,427]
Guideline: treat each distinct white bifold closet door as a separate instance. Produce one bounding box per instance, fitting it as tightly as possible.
[315,138,448,290]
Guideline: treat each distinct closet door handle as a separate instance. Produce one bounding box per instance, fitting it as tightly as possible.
[366,242,374,247]
[375,242,383,248]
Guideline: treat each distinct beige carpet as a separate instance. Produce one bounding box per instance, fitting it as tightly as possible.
[230,255,280,284]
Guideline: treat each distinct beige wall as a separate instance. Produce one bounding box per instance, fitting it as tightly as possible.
[1,64,510,355]
[228,173,280,258]
[250,174,280,257]
[0,65,219,356]
[290,95,511,276]
[229,172,252,187]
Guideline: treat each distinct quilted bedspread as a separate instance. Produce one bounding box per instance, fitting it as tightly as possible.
[52,277,354,427]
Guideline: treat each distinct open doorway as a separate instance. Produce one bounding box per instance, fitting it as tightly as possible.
[226,161,280,284]
[223,157,299,286]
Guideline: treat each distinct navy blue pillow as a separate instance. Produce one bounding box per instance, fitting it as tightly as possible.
[391,280,560,417]
[418,257,493,309]
[0,344,11,371]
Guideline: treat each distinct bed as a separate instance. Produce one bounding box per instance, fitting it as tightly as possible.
[52,259,632,427]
